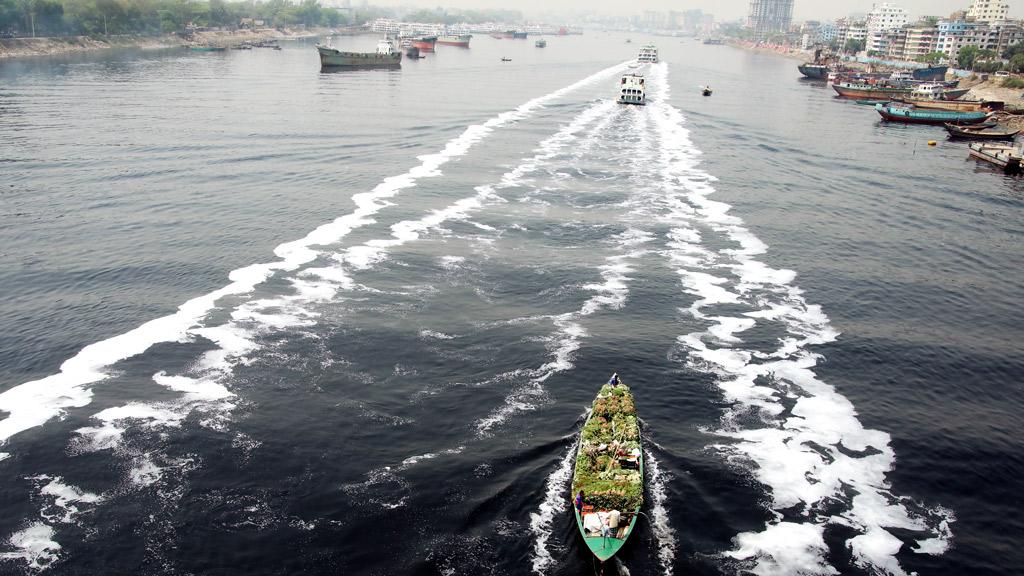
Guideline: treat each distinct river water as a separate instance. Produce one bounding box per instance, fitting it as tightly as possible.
[0,32,1021,576]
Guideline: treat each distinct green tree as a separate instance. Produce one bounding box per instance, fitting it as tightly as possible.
[843,38,864,54]
[1009,53,1024,73]
[916,51,946,64]
[1002,40,1024,60]
[957,45,980,69]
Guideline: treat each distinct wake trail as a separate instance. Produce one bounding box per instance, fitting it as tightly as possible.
[0,59,632,453]
[0,62,631,573]
[647,63,953,575]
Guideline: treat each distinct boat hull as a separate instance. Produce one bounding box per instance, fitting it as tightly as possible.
[875,104,988,125]
[834,84,912,99]
[945,123,1018,140]
[895,98,992,112]
[798,63,829,80]
[436,35,471,47]
[913,65,949,81]
[410,38,436,52]
[969,143,1022,173]
[571,381,643,563]
[317,46,401,68]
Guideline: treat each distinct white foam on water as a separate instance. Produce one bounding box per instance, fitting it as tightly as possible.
[31,476,103,524]
[529,436,579,575]
[0,522,61,572]
[647,64,953,574]
[725,521,838,576]
[475,94,656,436]
[645,451,676,576]
[0,453,9,462]
[0,60,631,450]
[440,255,466,270]
[419,329,456,340]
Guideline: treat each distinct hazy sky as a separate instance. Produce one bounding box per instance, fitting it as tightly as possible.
[375,1,1024,22]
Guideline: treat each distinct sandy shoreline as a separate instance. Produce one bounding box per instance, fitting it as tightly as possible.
[0,27,341,60]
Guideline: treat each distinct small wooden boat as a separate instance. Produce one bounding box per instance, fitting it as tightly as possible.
[945,123,1019,140]
[969,142,1023,173]
[702,86,712,97]
[535,39,546,48]
[875,103,989,125]
[856,99,890,106]
[501,57,512,62]
[834,82,913,99]
[572,377,642,564]
[190,46,226,52]
[894,98,999,112]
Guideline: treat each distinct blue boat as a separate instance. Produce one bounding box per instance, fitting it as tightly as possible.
[875,103,989,125]
[912,65,949,81]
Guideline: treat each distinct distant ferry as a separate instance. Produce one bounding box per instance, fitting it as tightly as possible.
[637,44,658,63]
[702,37,724,45]
[437,34,471,47]
[316,39,401,69]
[618,73,646,105]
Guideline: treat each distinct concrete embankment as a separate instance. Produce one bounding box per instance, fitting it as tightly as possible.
[0,27,348,59]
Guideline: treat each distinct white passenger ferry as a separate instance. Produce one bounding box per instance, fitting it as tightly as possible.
[637,44,658,63]
[618,73,646,105]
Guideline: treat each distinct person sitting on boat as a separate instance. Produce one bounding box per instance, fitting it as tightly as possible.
[574,490,585,514]
[608,373,620,387]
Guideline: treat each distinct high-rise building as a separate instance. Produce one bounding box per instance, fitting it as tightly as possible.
[747,0,794,39]
[967,0,1009,23]
[866,3,909,53]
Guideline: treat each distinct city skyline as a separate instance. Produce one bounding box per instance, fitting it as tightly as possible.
[366,0,1024,23]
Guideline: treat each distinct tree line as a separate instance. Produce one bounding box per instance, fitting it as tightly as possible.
[0,0,379,37]
[0,0,524,38]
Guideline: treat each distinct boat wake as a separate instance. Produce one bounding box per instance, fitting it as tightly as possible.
[646,64,954,575]
[0,62,631,572]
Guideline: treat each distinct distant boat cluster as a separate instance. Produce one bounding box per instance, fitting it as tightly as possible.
[800,53,1024,173]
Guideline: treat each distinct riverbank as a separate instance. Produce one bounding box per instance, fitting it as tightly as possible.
[728,39,811,62]
[0,27,344,59]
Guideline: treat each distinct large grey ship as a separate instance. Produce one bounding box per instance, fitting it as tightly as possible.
[316,39,402,69]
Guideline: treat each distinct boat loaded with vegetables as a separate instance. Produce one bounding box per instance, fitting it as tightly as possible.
[570,376,643,563]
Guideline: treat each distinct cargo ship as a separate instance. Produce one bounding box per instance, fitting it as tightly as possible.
[436,34,471,47]
[798,62,829,80]
[315,39,401,69]
[410,36,437,52]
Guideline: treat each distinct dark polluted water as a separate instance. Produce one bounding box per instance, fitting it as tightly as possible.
[0,33,1022,576]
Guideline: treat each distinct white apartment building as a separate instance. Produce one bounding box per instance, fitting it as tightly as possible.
[866,2,909,53]
[967,0,1009,23]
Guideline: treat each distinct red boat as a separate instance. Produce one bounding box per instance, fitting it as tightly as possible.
[410,36,437,52]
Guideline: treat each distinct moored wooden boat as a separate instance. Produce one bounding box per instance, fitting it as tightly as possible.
[875,103,989,125]
[968,142,1023,173]
[894,97,1001,112]
[571,378,643,564]
[833,82,914,99]
[945,123,1019,140]
[856,99,890,106]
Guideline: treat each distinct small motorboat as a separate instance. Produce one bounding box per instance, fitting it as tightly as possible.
[701,86,712,97]
[501,57,511,62]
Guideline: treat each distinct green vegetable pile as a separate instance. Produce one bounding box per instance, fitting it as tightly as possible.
[571,383,643,511]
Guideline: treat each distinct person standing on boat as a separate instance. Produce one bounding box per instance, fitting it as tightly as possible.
[608,373,620,387]
[575,490,585,514]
